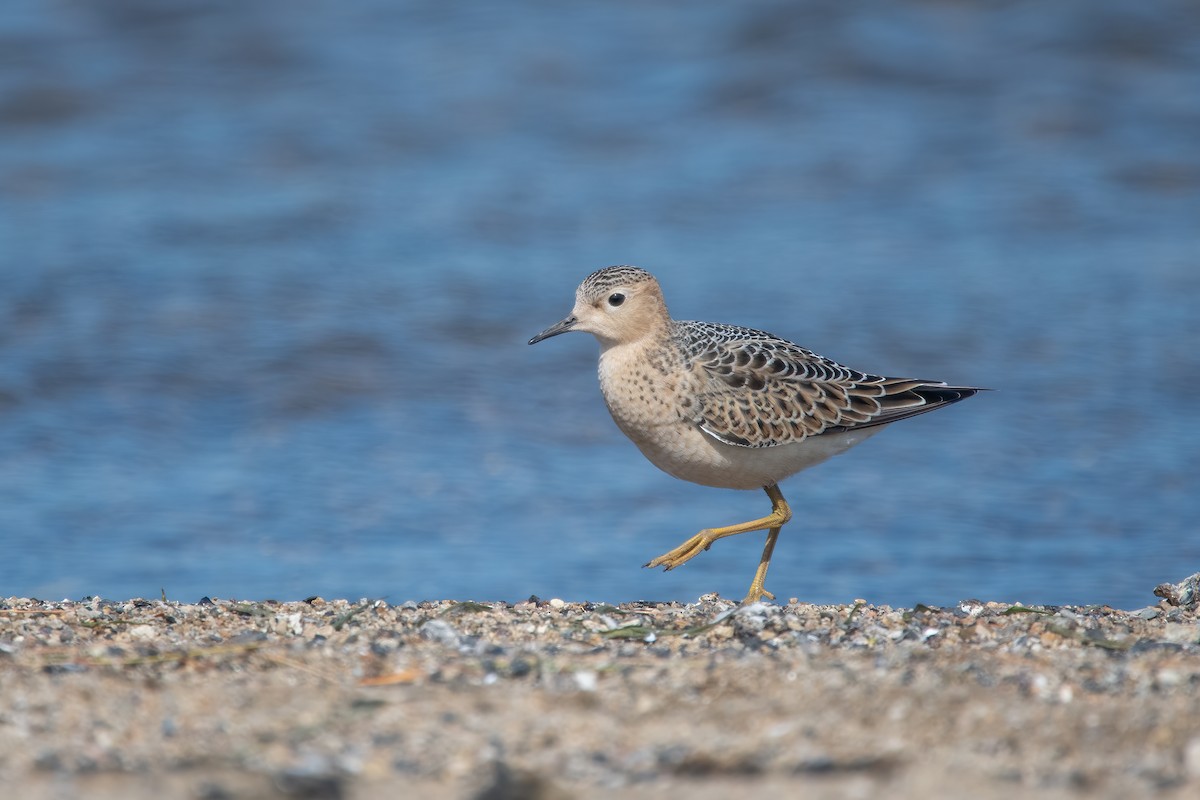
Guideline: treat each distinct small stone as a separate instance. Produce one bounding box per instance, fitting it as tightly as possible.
[472,760,567,800]
[1153,573,1200,608]
[196,782,235,800]
[127,625,156,641]
[1184,737,1200,779]
[1160,624,1200,645]
[274,767,344,799]
[548,598,565,609]
[958,599,985,617]
[1154,669,1183,688]
[420,619,462,648]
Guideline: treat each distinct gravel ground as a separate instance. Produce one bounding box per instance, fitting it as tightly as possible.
[2,578,1199,799]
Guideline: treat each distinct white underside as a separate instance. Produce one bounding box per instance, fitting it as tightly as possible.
[618,418,882,490]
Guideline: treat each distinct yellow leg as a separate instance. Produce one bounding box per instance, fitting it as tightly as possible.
[645,485,792,603]
[743,524,782,604]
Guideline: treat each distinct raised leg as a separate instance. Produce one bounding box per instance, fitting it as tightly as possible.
[645,485,792,603]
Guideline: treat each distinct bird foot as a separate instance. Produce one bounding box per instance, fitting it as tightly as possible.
[644,531,716,571]
[742,585,776,605]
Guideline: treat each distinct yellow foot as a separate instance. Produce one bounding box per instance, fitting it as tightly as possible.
[740,524,784,604]
[644,485,792,573]
[644,530,722,571]
[742,585,776,605]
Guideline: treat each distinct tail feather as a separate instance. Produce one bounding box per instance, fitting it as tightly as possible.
[837,383,985,432]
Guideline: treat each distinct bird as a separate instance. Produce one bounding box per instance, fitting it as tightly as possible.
[528,266,981,604]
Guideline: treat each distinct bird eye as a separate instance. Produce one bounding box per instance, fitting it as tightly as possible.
[608,293,626,307]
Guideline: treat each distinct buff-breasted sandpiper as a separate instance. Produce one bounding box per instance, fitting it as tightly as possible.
[529,266,981,604]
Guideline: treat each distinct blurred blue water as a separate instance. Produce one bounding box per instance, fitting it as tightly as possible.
[1,0,1197,608]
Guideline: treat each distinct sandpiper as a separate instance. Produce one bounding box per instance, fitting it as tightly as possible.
[529,266,981,604]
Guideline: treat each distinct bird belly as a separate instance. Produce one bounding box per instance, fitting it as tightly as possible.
[617,418,881,491]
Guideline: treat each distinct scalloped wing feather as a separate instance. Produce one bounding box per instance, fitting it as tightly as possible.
[679,322,979,449]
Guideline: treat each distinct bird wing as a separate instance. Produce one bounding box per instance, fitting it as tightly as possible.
[679,323,978,449]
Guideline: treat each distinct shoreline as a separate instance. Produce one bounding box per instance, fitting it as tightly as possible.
[2,591,1198,798]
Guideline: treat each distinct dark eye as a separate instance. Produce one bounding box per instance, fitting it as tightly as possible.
[608,293,625,307]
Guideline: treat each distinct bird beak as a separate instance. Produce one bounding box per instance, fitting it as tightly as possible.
[528,315,578,345]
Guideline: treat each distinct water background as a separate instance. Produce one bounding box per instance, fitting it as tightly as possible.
[2,0,1198,609]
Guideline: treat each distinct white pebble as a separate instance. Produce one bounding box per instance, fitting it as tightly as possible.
[1184,737,1200,779]
[128,625,156,641]
[574,670,598,692]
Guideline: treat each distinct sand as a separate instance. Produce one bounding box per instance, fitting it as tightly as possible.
[2,579,1198,799]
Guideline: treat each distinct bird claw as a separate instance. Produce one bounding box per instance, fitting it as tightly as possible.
[742,587,776,604]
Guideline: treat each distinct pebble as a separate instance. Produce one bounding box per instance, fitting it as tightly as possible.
[574,671,599,692]
[1185,737,1200,780]
[0,592,1196,796]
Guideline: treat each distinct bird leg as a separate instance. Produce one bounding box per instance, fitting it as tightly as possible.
[644,485,792,603]
[743,523,783,604]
